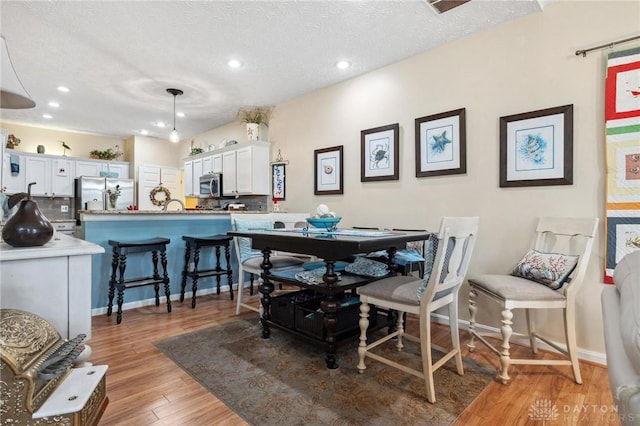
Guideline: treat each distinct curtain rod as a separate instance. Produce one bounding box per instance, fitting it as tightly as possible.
[575,35,640,57]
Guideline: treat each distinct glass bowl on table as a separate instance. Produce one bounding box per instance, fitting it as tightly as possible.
[306,216,342,232]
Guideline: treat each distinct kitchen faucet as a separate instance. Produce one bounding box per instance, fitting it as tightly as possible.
[163,199,185,211]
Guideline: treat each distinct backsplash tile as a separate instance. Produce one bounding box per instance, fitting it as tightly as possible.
[32,196,73,220]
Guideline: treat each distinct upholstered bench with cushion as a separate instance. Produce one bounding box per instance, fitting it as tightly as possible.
[601,250,640,425]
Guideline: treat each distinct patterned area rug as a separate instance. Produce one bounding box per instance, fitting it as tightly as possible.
[154,319,493,426]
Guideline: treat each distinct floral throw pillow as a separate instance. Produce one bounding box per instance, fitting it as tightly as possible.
[511,249,579,290]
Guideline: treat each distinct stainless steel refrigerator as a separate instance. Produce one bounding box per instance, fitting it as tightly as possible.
[75,176,135,218]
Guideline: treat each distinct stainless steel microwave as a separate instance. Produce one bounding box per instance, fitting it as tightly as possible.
[199,173,222,198]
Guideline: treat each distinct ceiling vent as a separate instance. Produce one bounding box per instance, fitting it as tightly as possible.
[425,0,472,14]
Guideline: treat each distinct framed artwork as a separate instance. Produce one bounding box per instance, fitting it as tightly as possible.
[499,104,573,187]
[314,145,343,195]
[361,123,399,182]
[272,163,286,200]
[414,108,466,177]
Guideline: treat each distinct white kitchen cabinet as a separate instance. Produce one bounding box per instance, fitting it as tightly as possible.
[2,150,26,194]
[138,164,180,210]
[75,159,129,179]
[103,162,129,179]
[222,150,237,196]
[75,160,103,177]
[0,234,104,340]
[183,160,194,197]
[235,144,270,195]
[185,142,270,197]
[190,158,203,197]
[51,158,75,196]
[24,156,75,197]
[25,156,50,196]
[212,153,223,173]
[203,153,222,175]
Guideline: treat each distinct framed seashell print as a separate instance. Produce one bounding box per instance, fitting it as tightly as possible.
[314,145,343,195]
[499,104,573,187]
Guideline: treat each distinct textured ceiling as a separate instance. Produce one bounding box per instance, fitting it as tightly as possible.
[0,1,544,141]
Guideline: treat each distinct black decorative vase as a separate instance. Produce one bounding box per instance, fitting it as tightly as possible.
[2,182,54,247]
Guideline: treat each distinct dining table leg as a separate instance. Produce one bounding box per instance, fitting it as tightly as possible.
[320,260,340,369]
[259,248,274,339]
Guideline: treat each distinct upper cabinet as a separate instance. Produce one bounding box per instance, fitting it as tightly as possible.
[184,142,270,198]
[222,143,269,196]
[75,159,129,179]
[25,156,75,197]
[1,151,26,194]
[0,149,130,195]
[202,153,222,175]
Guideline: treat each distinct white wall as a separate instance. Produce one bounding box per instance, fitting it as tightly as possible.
[204,1,639,357]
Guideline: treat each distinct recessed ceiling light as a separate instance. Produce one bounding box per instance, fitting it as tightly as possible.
[156,121,166,128]
[48,101,60,108]
[228,59,241,68]
[42,114,52,119]
[57,86,69,93]
[140,129,149,135]
[176,112,185,118]
[336,60,351,69]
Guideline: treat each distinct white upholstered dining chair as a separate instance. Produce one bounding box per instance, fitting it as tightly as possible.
[467,217,598,385]
[356,216,479,403]
[231,213,307,315]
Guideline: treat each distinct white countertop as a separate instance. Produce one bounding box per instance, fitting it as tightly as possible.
[0,233,104,261]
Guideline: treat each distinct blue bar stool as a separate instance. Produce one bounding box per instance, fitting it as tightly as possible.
[180,235,234,308]
[107,237,171,324]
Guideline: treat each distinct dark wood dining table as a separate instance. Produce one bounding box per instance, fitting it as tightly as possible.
[227,227,431,369]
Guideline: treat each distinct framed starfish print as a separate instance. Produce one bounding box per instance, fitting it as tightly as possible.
[415,108,466,177]
[361,123,400,182]
[499,104,573,187]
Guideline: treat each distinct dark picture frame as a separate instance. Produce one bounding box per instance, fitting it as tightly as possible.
[414,108,466,177]
[499,104,573,187]
[314,145,344,195]
[361,123,400,182]
[272,163,286,200]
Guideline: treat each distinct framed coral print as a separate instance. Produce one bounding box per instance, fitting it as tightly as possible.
[314,145,343,195]
[415,108,466,177]
[272,163,286,200]
[500,104,573,187]
[361,123,399,182]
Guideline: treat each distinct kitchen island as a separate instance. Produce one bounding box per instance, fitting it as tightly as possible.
[0,233,104,340]
[80,210,260,313]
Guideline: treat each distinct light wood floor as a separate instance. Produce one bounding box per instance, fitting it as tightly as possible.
[90,291,619,426]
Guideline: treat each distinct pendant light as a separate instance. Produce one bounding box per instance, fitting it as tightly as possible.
[1,35,36,109]
[166,88,183,143]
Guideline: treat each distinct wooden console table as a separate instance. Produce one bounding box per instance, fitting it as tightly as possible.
[227,228,430,369]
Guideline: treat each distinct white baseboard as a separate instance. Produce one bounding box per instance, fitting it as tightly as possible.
[91,289,607,366]
[430,313,607,366]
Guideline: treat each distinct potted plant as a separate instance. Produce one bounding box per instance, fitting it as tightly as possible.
[189,140,204,156]
[237,107,273,141]
[90,149,118,160]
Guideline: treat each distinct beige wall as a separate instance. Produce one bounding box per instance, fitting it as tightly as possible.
[1,1,635,358]
[201,1,639,358]
[0,122,126,159]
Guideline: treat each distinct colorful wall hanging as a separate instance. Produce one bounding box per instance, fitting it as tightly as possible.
[604,46,640,283]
